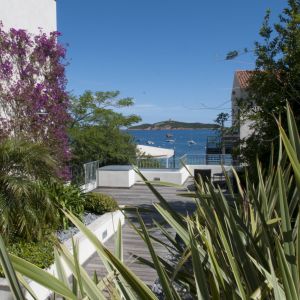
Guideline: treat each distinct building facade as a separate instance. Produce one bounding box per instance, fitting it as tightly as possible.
[231,70,254,141]
[0,0,56,33]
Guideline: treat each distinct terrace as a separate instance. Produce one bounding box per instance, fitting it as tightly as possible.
[82,153,237,192]
[84,178,196,286]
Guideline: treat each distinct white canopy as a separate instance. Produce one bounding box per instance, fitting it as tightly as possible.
[137,144,174,159]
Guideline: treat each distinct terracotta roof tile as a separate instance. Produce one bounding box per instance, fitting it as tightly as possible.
[236,70,255,89]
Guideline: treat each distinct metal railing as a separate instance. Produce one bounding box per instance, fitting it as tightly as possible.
[83,160,100,185]
[136,154,238,169]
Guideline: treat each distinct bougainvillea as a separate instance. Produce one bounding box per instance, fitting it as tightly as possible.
[0,22,70,179]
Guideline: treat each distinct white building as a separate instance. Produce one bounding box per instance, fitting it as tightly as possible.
[0,0,57,126]
[0,0,56,33]
[231,70,255,141]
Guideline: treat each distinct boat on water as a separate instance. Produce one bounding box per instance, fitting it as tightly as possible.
[165,139,175,143]
[166,133,174,138]
[188,140,196,145]
[146,140,155,145]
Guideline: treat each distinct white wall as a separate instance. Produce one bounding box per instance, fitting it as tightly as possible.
[0,0,56,33]
[0,210,125,300]
[136,167,190,185]
[97,165,234,187]
[187,165,232,176]
[231,72,254,141]
[98,166,135,188]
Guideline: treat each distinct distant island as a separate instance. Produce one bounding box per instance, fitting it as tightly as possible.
[128,120,218,130]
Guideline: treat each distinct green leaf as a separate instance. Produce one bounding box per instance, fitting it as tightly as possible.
[137,212,176,300]
[16,273,38,300]
[214,212,247,300]
[248,254,285,299]
[10,254,77,300]
[275,238,299,300]
[63,210,158,300]
[187,220,210,300]
[71,239,85,298]
[0,235,25,300]
[278,122,300,191]
[57,242,107,300]
[115,221,123,261]
[153,203,189,246]
[54,248,70,289]
[286,102,300,160]
[277,167,298,283]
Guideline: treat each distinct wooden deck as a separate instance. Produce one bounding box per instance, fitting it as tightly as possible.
[83,179,196,287]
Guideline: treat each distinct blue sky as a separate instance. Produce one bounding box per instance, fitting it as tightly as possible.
[57,0,286,125]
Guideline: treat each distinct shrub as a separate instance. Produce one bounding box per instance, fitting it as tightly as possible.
[46,182,85,229]
[85,193,118,215]
[1,235,55,277]
[0,138,59,241]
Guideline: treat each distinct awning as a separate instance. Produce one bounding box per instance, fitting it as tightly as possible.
[137,144,174,159]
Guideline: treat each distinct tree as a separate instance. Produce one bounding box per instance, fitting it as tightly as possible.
[214,112,229,129]
[0,138,59,241]
[214,112,229,154]
[68,91,141,182]
[233,1,300,165]
[0,24,70,179]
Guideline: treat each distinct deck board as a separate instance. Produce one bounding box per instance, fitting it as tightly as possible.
[83,179,196,288]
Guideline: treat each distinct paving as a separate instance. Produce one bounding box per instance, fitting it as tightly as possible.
[83,179,196,287]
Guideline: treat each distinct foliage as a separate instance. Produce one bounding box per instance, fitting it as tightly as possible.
[85,193,118,215]
[0,138,59,241]
[68,91,140,181]
[69,125,137,170]
[0,23,70,179]
[214,112,230,154]
[232,1,300,167]
[46,182,85,229]
[214,112,229,128]
[69,90,140,128]
[0,235,55,277]
[1,103,300,299]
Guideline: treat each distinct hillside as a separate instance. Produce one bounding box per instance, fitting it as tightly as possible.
[129,120,218,130]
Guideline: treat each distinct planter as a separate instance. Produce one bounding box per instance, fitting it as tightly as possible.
[0,210,125,300]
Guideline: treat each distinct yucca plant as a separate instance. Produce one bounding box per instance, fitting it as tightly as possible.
[0,103,299,299]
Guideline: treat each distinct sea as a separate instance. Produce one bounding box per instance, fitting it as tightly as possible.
[127,129,218,158]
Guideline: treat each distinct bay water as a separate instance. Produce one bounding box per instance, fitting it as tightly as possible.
[127,129,218,158]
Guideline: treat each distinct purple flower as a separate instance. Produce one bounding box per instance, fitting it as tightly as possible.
[0,22,71,180]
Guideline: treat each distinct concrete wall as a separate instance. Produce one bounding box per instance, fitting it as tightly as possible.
[231,73,253,141]
[98,165,135,188]
[0,210,125,300]
[97,165,233,187]
[0,0,56,33]
[136,167,190,185]
[187,164,232,176]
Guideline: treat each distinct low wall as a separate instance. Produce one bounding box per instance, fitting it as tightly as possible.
[96,164,233,187]
[98,165,135,188]
[136,167,190,185]
[0,210,125,300]
[187,164,232,176]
